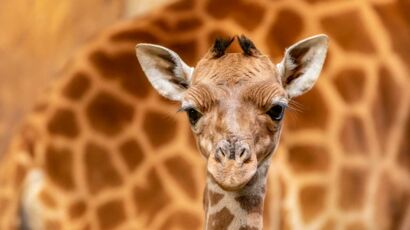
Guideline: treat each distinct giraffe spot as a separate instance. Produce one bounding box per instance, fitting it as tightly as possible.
[209,190,224,206]
[45,145,75,190]
[239,226,258,230]
[321,218,335,230]
[133,168,170,225]
[299,185,327,224]
[333,68,366,104]
[62,72,91,101]
[154,16,203,34]
[47,108,79,138]
[287,144,330,173]
[286,87,329,131]
[14,163,27,188]
[206,0,265,31]
[89,50,151,99]
[208,207,234,230]
[375,173,409,229]
[321,10,375,53]
[86,91,134,137]
[346,221,367,230]
[45,220,61,230]
[110,30,158,43]
[263,187,272,229]
[339,115,368,155]
[159,210,201,230]
[397,112,410,175]
[266,9,304,57]
[164,40,198,66]
[338,167,368,211]
[374,2,410,69]
[0,198,9,217]
[39,190,57,209]
[84,142,122,195]
[143,110,177,148]
[118,139,144,172]
[166,0,196,11]
[235,195,263,214]
[372,66,402,153]
[164,155,198,199]
[69,199,87,220]
[96,199,126,230]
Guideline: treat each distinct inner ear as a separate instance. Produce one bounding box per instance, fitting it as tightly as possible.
[136,44,193,101]
[278,34,328,98]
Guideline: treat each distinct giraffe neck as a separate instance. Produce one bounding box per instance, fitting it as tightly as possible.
[204,159,271,230]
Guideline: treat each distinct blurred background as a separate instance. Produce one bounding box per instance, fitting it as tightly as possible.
[0,0,409,229]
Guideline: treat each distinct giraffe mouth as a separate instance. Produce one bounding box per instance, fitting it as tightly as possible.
[207,152,258,191]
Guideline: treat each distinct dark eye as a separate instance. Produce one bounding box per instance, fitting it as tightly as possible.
[186,108,202,126]
[267,104,285,121]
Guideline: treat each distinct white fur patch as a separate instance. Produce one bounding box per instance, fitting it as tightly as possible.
[136,43,193,101]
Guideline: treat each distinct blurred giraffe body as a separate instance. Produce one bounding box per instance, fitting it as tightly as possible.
[0,0,409,229]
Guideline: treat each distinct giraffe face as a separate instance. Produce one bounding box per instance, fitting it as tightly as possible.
[136,35,328,191]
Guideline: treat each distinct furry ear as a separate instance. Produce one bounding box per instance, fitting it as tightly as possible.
[136,44,193,101]
[277,34,328,98]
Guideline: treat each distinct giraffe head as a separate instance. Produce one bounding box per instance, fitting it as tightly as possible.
[136,35,328,191]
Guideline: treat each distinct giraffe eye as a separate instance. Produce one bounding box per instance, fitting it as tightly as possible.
[186,108,202,126]
[267,104,285,121]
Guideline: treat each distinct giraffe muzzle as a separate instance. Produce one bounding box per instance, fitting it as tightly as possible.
[207,140,258,191]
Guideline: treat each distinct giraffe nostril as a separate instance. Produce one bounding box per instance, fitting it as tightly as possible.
[239,148,246,158]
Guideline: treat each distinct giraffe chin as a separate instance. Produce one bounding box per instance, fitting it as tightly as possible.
[207,154,258,191]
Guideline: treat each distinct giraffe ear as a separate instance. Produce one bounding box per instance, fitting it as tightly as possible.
[136,43,194,101]
[277,34,328,98]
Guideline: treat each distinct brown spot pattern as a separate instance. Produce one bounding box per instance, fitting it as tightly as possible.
[338,167,368,211]
[397,113,410,174]
[118,139,144,172]
[299,185,327,223]
[90,50,151,98]
[340,115,368,155]
[47,108,79,138]
[333,68,366,103]
[286,87,329,131]
[153,16,203,34]
[266,9,303,57]
[164,155,198,199]
[372,66,402,153]
[110,30,158,43]
[133,168,170,225]
[235,195,263,214]
[69,199,87,220]
[208,207,234,230]
[287,144,330,173]
[143,110,177,148]
[159,210,201,230]
[209,190,224,206]
[62,72,91,101]
[374,1,410,69]
[39,190,57,209]
[86,91,134,137]
[84,142,122,195]
[96,199,126,230]
[239,226,258,230]
[45,145,75,190]
[321,10,375,53]
[206,0,265,31]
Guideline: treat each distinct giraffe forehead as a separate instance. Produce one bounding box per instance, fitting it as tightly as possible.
[192,53,279,85]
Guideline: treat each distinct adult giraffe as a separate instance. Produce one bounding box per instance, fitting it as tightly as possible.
[0,0,409,229]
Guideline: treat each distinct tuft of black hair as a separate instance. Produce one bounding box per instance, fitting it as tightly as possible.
[237,35,261,56]
[211,37,235,58]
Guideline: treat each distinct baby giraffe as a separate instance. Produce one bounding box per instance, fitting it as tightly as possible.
[136,35,328,230]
